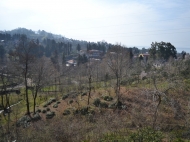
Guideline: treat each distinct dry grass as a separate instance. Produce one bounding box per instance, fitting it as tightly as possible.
[1,85,190,141]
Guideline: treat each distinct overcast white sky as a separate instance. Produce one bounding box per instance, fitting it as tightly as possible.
[0,0,190,51]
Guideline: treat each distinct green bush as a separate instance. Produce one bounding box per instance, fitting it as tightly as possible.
[32,113,41,121]
[16,116,31,127]
[142,76,147,80]
[103,96,113,101]
[82,92,87,96]
[70,92,78,98]
[73,109,80,115]
[43,98,55,107]
[100,102,108,108]
[88,109,95,115]
[162,72,168,78]
[173,138,185,142]
[62,94,69,100]
[42,109,46,113]
[53,103,58,108]
[120,80,128,85]
[46,108,50,111]
[108,103,116,108]
[86,113,95,123]
[169,129,189,141]
[109,101,123,109]
[63,109,70,115]
[50,98,56,102]
[101,133,126,141]
[101,127,163,142]
[36,109,41,113]
[46,98,56,105]
[56,101,61,104]
[46,111,55,119]
[128,127,163,142]
[68,100,73,104]
[93,98,101,107]
[46,101,52,105]
[80,107,88,115]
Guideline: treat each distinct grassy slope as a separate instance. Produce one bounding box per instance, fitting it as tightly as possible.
[1,79,190,141]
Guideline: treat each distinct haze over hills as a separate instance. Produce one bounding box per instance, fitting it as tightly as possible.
[0,28,103,53]
[0,28,145,53]
[1,28,74,43]
[1,27,189,54]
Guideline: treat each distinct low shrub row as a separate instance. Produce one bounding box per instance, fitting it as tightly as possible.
[43,98,56,107]
[63,107,95,116]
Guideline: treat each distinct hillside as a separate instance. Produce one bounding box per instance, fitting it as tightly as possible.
[1,28,190,142]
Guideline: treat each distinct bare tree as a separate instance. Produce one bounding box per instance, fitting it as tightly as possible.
[87,63,92,109]
[0,63,20,138]
[11,35,38,115]
[146,63,184,129]
[30,57,55,114]
[106,44,129,107]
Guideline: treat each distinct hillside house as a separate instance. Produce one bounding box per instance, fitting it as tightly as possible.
[153,62,162,68]
[87,50,103,59]
[0,40,4,46]
[79,50,86,55]
[66,59,77,67]
[138,53,150,62]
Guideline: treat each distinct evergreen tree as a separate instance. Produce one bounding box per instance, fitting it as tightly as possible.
[149,43,157,60]
[45,45,51,57]
[62,53,66,65]
[149,42,177,61]
[88,43,92,51]
[181,51,186,60]
[129,48,134,61]
[36,38,39,45]
[87,44,89,51]
[77,54,88,65]
[82,54,88,63]
[69,43,72,54]
[51,50,58,65]
[77,44,81,52]
[77,54,82,66]
[133,47,140,55]
[0,45,6,62]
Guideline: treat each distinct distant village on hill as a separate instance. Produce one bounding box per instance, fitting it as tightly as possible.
[0,28,189,68]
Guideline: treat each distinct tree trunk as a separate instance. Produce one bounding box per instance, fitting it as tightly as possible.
[33,89,38,114]
[24,67,30,115]
[1,95,4,109]
[33,97,36,114]
[87,74,92,110]
[116,73,120,104]
[5,94,10,133]
[152,95,161,129]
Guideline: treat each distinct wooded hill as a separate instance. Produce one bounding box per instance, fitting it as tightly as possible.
[0,28,190,142]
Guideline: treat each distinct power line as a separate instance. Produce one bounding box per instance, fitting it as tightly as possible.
[61,2,190,23]
[67,16,190,30]
[72,28,190,37]
[73,30,190,39]
[68,7,190,22]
